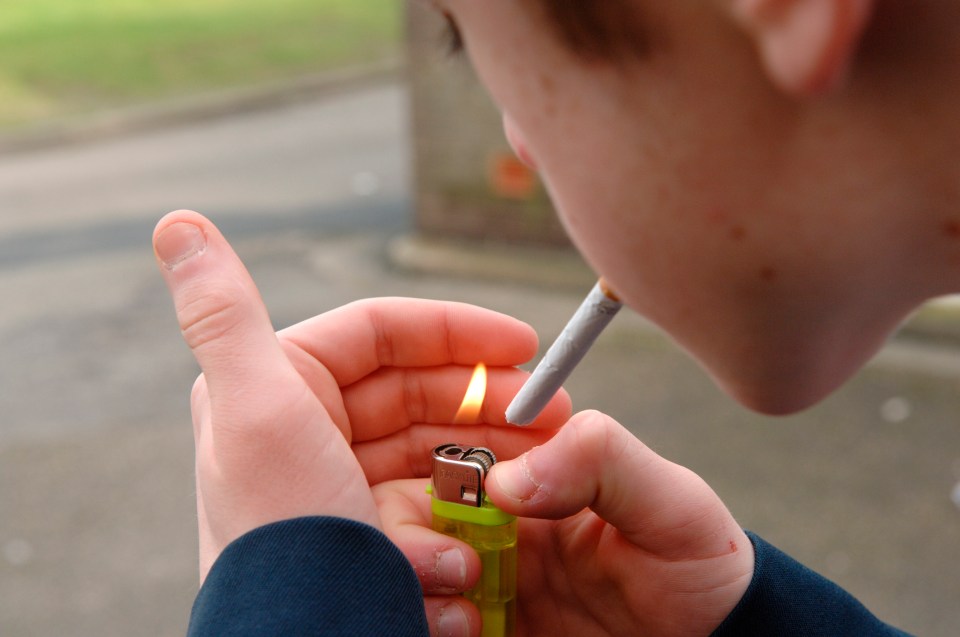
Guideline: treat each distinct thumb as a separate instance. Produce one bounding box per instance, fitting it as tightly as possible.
[153,210,294,407]
[488,410,742,560]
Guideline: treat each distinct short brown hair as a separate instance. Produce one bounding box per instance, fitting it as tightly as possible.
[535,0,649,60]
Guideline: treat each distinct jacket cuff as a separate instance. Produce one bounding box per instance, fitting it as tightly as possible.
[188,516,429,636]
[712,531,911,636]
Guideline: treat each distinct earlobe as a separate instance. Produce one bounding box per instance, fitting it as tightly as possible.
[731,0,874,96]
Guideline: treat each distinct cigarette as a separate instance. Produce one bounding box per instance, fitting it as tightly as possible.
[505,279,622,426]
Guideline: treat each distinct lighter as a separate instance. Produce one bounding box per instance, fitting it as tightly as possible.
[428,443,518,637]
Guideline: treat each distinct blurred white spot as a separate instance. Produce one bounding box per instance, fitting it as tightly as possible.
[3,538,34,565]
[825,550,851,576]
[951,482,960,510]
[351,172,380,197]
[880,397,911,423]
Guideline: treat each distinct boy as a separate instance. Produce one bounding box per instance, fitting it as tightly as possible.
[155,0,954,634]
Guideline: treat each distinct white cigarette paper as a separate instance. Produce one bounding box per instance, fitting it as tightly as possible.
[505,281,623,426]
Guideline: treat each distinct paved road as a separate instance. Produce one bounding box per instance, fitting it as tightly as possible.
[1,80,959,636]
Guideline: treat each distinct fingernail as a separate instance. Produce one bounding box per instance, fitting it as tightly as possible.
[437,603,469,637]
[436,548,466,590]
[493,453,540,502]
[156,222,206,270]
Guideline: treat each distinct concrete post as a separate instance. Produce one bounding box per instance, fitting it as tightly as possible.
[404,1,569,245]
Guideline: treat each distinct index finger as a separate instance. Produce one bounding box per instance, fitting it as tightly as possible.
[279,298,539,387]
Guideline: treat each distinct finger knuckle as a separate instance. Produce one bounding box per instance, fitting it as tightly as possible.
[361,304,395,366]
[177,284,246,351]
[401,370,428,424]
[571,409,639,466]
[440,305,459,362]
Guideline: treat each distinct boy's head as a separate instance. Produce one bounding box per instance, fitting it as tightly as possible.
[430,0,960,413]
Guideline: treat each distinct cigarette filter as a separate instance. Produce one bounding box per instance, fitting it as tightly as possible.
[429,443,517,637]
[505,280,622,425]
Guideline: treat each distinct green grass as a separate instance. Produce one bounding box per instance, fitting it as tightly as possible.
[0,0,401,129]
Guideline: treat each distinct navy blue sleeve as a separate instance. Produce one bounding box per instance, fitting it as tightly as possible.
[712,531,912,636]
[187,517,429,636]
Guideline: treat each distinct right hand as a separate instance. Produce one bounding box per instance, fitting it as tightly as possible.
[376,410,754,637]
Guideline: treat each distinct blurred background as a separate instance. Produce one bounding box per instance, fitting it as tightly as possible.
[1,2,959,635]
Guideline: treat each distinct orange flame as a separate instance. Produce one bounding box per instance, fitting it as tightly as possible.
[454,363,487,423]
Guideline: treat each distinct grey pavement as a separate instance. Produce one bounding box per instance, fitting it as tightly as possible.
[2,78,960,636]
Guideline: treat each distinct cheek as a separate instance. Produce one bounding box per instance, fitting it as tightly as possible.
[536,150,696,301]
[542,155,783,331]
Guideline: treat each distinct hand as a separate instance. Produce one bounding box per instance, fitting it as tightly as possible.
[152,210,570,582]
[377,410,754,637]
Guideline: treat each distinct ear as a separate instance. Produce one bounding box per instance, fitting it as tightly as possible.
[730,0,874,96]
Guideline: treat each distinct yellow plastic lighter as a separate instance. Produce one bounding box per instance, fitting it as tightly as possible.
[429,443,517,637]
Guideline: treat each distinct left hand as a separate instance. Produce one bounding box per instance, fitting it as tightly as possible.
[153,210,570,582]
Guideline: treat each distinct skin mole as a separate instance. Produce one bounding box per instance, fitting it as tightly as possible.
[538,72,556,94]
[942,219,960,238]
